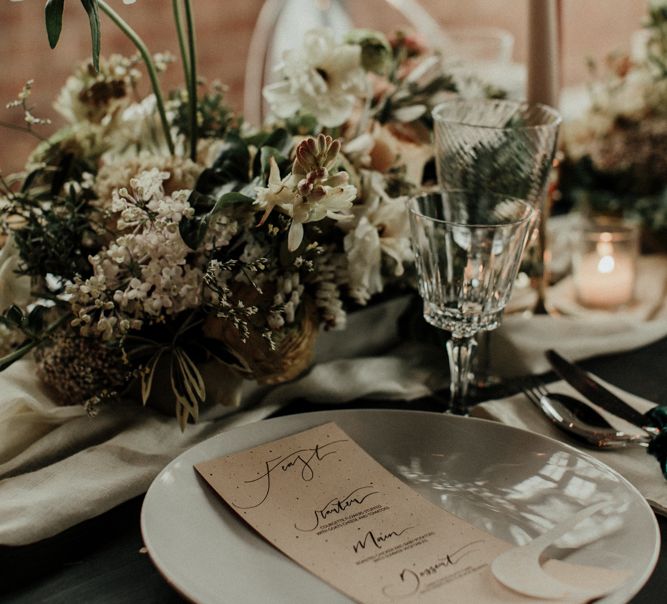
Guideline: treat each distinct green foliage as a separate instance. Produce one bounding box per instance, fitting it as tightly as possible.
[171,87,234,140]
[80,1,101,72]
[44,0,65,48]
[180,191,254,250]
[647,3,667,77]
[196,133,251,193]
[0,305,66,371]
[0,304,46,335]
[444,125,550,207]
[124,311,244,430]
[11,180,101,282]
[345,29,392,75]
[43,0,101,71]
[559,156,667,233]
[180,127,292,249]
[285,113,319,136]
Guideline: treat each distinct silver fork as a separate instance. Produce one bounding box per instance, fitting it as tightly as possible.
[520,376,652,448]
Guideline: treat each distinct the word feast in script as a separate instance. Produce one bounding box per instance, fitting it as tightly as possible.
[195,423,624,603]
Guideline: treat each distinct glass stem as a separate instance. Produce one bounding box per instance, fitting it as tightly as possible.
[446,335,477,415]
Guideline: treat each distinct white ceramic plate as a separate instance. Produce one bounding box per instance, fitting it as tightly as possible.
[141,410,660,603]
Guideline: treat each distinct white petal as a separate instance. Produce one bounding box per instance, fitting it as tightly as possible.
[392,104,427,122]
[262,82,301,118]
[288,221,304,252]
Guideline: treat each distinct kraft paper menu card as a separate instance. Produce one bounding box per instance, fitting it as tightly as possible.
[195,422,628,603]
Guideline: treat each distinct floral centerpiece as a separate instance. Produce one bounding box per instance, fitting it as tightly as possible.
[560,0,667,250]
[0,1,499,428]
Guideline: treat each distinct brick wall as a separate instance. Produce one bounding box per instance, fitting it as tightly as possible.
[0,0,646,174]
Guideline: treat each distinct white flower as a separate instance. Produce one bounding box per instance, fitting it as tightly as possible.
[0,235,31,311]
[344,216,383,304]
[255,136,357,251]
[68,170,202,339]
[54,54,140,125]
[263,28,367,128]
[254,157,299,226]
[109,95,170,155]
[343,173,413,303]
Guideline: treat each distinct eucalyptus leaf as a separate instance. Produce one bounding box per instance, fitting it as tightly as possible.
[193,144,250,195]
[80,0,101,72]
[216,192,255,205]
[44,0,65,48]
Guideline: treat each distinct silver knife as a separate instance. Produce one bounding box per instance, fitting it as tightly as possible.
[545,349,657,432]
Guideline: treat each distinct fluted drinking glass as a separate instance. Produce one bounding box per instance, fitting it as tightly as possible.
[432,98,561,312]
[408,190,535,414]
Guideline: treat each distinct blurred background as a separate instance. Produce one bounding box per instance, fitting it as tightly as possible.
[0,0,646,174]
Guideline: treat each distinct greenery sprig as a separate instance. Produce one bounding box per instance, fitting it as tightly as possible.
[41,0,201,157]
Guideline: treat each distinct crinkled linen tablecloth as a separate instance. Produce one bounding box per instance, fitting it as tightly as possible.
[2,269,667,546]
[0,297,446,546]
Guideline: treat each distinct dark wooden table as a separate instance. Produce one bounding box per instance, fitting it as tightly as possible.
[3,337,667,603]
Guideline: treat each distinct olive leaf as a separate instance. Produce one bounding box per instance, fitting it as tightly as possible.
[44,0,65,48]
[43,0,101,71]
[80,0,101,72]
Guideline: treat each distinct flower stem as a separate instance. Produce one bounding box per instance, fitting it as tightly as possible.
[0,120,47,142]
[0,312,71,372]
[97,1,175,155]
[171,0,191,85]
[182,0,198,161]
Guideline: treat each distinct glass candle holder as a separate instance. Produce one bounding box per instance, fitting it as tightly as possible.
[572,219,640,309]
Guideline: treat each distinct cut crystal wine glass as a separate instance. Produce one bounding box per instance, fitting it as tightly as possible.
[408,190,536,414]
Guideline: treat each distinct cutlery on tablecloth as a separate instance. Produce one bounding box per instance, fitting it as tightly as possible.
[546,350,654,431]
[546,349,667,478]
[521,378,652,448]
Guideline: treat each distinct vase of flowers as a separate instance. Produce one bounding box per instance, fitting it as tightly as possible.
[560,1,667,252]
[0,1,502,428]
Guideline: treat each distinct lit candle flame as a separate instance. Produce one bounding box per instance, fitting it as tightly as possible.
[597,255,615,274]
[595,234,615,274]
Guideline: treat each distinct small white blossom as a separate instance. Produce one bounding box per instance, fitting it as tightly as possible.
[255,136,357,251]
[263,28,367,128]
[67,169,202,339]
